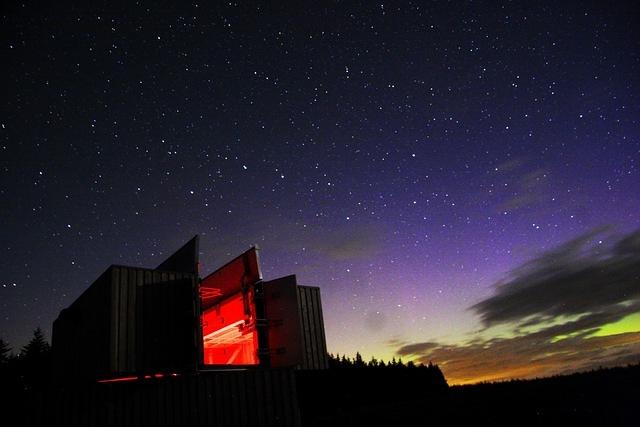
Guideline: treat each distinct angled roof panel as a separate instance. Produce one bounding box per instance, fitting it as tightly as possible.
[200,246,261,311]
[156,235,200,274]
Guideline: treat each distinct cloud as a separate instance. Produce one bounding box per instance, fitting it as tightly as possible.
[471,227,640,327]
[497,167,549,211]
[396,341,439,355]
[313,224,384,260]
[478,158,552,213]
[397,330,640,385]
[200,215,386,268]
[266,221,385,261]
[393,228,640,384]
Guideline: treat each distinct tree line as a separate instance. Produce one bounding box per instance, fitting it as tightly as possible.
[328,351,439,370]
[0,327,52,393]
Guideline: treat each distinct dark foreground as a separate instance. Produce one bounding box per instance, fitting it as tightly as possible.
[298,364,639,427]
[3,363,638,426]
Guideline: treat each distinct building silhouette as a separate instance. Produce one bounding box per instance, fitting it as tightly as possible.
[52,236,328,384]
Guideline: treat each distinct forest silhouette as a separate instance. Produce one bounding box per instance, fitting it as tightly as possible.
[1,330,637,426]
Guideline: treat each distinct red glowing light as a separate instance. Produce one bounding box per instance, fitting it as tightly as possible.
[199,247,261,366]
[200,248,261,311]
[202,292,259,365]
[98,372,181,383]
[97,376,138,383]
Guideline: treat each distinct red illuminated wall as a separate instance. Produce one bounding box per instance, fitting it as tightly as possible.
[199,248,262,366]
[202,291,258,365]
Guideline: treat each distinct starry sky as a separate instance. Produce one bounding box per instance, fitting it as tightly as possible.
[2,1,639,384]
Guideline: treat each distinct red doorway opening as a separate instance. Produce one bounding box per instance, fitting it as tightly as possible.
[199,248,262,366]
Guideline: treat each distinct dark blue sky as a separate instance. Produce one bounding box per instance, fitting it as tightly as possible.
[2,1,639,383]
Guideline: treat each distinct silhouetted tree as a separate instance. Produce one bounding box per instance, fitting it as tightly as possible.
[354,352,366,368]
[368,356,378,367]
[340,354,350,368]
[0,338,10,364]
[328,353,341,369]
[21,327,50,358]
[327,352,441,373]
[17,327,51,392]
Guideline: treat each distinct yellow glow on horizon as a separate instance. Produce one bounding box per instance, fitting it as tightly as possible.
[446,364,544,385]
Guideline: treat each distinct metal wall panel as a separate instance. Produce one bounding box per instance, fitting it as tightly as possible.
[296,286,329,370]
[156,235,199,274]
[52,268,112,384]
[113,267,198,375]
[263,275,303,368]
[30,370,301,427]
[53,265,198,383]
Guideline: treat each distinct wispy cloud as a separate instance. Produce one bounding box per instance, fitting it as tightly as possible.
[393,228,640,384]
[497,167,549,212]
[467,157,552,213]
[198,216,388,276]
[307,223,384,261]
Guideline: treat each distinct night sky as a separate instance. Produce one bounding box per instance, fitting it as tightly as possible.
[2,1,639,384]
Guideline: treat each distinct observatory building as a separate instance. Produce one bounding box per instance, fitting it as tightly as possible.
[52,236,328,383]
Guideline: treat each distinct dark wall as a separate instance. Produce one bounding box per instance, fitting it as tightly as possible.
[27,369,300,427]
[296,286,328,370]
[111,267,198,375]
[52,266,199,384]
[52,268,112,384]
[155,235,199,274]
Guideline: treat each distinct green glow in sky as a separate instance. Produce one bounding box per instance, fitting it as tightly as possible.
[591,312,640,337]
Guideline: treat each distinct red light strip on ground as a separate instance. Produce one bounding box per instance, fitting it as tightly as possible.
[98,373,181,383]
[97,376,138,383]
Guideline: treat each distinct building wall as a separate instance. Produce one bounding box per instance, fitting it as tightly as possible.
[53,266,199,383]
[296,286,329,370]
[53,264,328,383]
[30,369,300,427]
[109,266,198,375]
[52,268,112,384]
